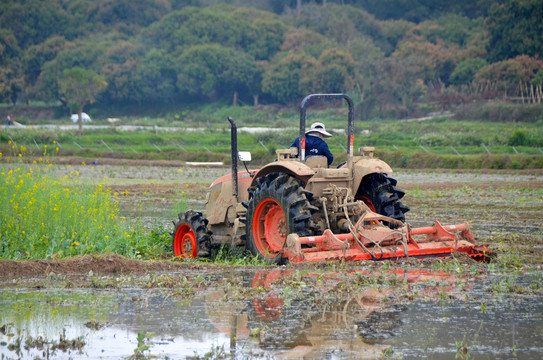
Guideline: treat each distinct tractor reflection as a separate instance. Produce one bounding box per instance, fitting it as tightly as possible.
[205,267,476,358]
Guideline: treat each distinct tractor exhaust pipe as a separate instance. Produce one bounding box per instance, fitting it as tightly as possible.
[228,116,239,203]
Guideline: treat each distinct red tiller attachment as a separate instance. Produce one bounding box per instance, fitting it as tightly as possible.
[284,213,491,263]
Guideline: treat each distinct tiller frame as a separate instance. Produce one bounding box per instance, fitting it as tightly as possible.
[284,210,491,263]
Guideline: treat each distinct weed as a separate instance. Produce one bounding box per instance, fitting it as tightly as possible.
[455,340,469,359]
[379,346,395,359]
[212,244,268,266]
[130,331,153,359]
[0,161,166,260]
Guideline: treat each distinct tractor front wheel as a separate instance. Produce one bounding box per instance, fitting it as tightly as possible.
[357,173,410,227]
[172,210,212,258]
[246,173,316,264]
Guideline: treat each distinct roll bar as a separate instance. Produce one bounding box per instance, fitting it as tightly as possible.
[299,94,354,166]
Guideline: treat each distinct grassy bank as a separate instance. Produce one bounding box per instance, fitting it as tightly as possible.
[1,122,542,170]
[2,100,542,169]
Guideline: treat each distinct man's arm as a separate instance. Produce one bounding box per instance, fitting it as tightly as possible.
[323,144,333,166]
[290,137,299,149]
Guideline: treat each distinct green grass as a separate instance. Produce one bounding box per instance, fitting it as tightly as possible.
[2,104,542,169]
[0,161,169,260]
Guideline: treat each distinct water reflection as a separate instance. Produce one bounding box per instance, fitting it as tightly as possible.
[1,269,542,359]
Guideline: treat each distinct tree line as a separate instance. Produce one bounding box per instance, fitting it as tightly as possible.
[0,0,542,119]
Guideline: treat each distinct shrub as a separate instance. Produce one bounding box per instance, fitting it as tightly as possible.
[508,129,531,146]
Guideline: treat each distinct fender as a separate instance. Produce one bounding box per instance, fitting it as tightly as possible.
[206,171,254,225]
[352,158,393,188]
[251,160,315,187]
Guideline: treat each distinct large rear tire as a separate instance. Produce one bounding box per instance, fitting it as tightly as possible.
[357,173,410,226]
[172,210,212,258]
[246,173,316,264]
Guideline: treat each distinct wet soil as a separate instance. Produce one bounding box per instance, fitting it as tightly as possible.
[1,163,542,278]
[1,161,542,359]
[0,253,224,278]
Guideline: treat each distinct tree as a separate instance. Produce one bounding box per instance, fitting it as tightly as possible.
[58,68,107,135]
[0,0,75,49]
[532,71,543,86]
[177,44,258,104]
[474,60,523,97]
[300,48,355,93]
[0,29,23,104]
[262,52,315,103]
[135,49,177,103]
[175,7,253,49]
[33,41,108,102]
[139,10,194,52]
[85,0,171,29]
[450,58,487,85]
[510,55,543,82]
[100,41,144,102]
[486,0,543,62]
[0,63,23,104]
[22,36,73,97]
[280,28,330,58]
[248,19,288,60]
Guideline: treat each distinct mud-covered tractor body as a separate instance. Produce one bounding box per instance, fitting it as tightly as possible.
[172,94,490,263]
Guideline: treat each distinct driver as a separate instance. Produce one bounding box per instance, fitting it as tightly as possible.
[290,122,333,166]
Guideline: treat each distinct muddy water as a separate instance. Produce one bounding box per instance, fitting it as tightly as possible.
[1,268,543,359]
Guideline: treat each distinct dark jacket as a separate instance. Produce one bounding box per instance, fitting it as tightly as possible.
[291,134,333,166]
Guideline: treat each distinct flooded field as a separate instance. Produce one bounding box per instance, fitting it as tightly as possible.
[1,164,542,359]
[1,267,543,359]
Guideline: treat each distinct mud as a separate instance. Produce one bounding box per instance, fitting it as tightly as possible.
[0,253,223,278]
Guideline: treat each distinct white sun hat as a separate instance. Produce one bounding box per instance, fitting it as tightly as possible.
[306,122,332,138]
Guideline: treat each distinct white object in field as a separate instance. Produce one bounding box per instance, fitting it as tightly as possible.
[71,113,92,123]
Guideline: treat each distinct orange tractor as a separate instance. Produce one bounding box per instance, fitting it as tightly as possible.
[172,94,490,264]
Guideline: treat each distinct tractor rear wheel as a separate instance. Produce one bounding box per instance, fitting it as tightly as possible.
[357,173,410,227]
[246,173,316,264]
[172,210,212,258]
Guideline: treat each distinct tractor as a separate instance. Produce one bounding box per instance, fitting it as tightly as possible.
[172,94,490,264]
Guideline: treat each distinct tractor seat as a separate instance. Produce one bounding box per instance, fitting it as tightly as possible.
[305,155,328,169]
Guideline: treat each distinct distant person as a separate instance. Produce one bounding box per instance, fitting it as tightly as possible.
[6,114,13,126]
[291,122,334,166]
